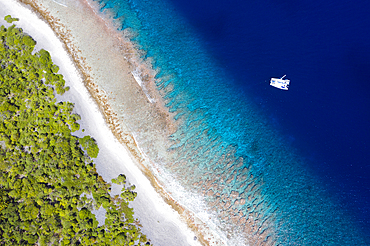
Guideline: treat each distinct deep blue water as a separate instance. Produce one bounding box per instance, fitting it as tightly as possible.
[168,0,370,231]
[95,0,370,244]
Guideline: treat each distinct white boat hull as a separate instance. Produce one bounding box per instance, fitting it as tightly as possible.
[270,77,290,90]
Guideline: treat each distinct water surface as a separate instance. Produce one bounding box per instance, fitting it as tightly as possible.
[94,0,370,244]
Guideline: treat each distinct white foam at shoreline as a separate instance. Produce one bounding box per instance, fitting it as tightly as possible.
[0,1,202,245]
[131,130,228,244]
[131,70,155,103]
[51,0,67,7]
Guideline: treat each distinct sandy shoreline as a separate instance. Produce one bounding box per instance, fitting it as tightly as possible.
[0,0,218,245]
[0,0,275,244]
[2,1,366,245]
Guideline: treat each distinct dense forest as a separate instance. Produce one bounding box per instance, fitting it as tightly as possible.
[0,15,147,245]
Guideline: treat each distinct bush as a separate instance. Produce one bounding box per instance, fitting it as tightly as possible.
[0,16,147,245]
[80,135,99,158]
[4,15,19,24]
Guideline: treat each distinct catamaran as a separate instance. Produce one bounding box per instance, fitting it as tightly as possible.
[270,75,290,90]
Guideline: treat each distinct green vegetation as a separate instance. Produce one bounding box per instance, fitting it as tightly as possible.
[4,15,19,24]
[0,16,147,245]
[80,136,99,159]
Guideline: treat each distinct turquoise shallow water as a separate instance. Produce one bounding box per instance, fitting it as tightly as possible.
[94,0,369,244]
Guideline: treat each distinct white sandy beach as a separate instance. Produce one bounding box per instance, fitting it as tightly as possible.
[0,0,205,245]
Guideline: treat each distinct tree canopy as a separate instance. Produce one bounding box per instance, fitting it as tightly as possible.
[4,15,19,24]
[0,15,147,245]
